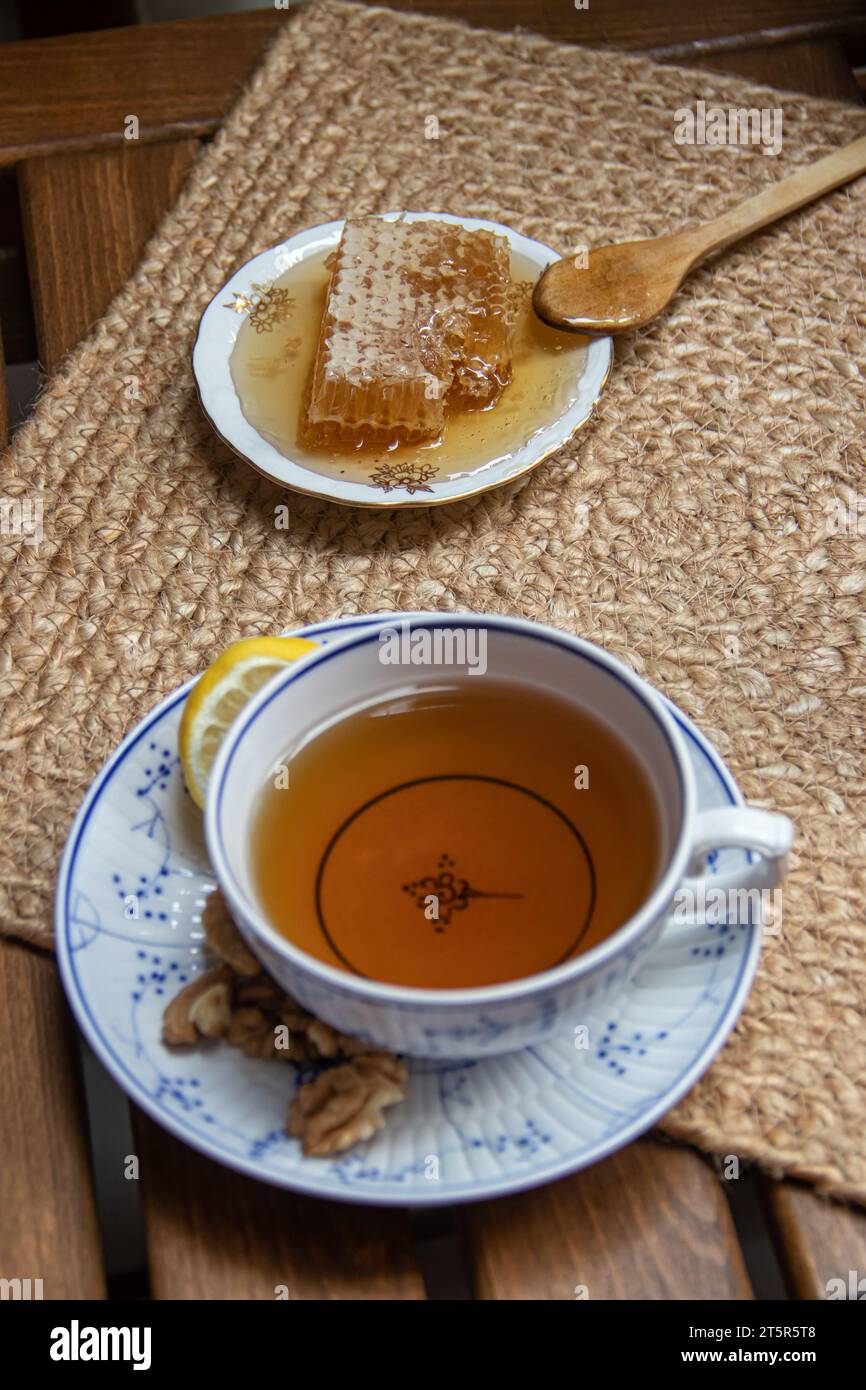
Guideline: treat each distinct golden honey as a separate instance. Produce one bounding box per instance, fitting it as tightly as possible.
[230,232,589,494]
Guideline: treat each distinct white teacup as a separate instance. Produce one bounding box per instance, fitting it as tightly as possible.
[205,614,792,1060]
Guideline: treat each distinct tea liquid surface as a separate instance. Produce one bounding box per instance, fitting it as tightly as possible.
[251,679,661,989]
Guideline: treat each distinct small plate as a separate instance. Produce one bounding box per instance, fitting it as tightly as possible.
[192,213,612,508]
[57,614,760,1207]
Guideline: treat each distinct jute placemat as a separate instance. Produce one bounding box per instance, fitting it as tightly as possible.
[2,0,865,1203]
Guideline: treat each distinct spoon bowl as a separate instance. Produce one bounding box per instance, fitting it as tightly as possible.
[533,232,695,334]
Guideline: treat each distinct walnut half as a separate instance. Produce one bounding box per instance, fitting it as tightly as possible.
[305,1018,372,1060]
[201,888,260,977]
[224,1005,315,1063]
[287,1053,408,1158]
[162,965,234,1045]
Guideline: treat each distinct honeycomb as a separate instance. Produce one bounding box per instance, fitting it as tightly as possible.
[299,217,516,449]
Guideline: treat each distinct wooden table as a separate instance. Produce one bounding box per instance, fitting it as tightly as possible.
[2,0,866,1301]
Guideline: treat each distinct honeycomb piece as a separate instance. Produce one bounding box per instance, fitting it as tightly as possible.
[299,216,515,449]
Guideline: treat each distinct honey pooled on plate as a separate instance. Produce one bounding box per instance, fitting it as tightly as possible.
[299,217,517,449]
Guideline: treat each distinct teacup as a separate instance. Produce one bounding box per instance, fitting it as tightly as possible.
[205,613,792,1059]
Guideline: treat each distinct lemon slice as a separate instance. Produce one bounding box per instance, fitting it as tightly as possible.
[179,636,318,808]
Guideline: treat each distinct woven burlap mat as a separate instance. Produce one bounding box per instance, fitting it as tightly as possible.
[2,0,865,1203]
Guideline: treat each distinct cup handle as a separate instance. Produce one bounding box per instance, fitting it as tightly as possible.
[682,806,794,897]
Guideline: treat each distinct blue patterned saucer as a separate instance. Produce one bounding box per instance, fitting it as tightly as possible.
[56,615,760,1206]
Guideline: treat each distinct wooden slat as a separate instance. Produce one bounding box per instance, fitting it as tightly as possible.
[1,3,865,167]
[1,260,105,1300]
[692,36,865,102]
[0,941,107,1298]
[0,11,279,168]
[135,1120,425,1300]
[763,1182,866,1299]
[18,141,200,375]
[20,136,426,1299]
[462,1139,753,1299]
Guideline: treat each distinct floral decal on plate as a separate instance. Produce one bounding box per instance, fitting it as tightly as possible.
[224,281,295,334]
[368,460,437,494]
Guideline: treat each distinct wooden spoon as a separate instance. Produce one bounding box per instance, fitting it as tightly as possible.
[533,133,866,335]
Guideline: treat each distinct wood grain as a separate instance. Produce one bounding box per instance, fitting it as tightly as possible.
[692,36,865,103]
[0,941,107,1298]
[18,141,199,375]
[0,3,864,167]
[134,1117,425,1300]
[763,1182,866,1299]
[19,136,426,1299]
[461,1139,753,1299]
[0,11,278,167]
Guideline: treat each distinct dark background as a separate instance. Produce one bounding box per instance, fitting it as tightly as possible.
[0,0,263,42]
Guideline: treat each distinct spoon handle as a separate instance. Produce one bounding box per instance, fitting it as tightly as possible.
[683,131,866,261]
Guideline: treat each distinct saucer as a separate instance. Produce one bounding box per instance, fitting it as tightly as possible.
[56,614,760,1207]
[192,213,612,508]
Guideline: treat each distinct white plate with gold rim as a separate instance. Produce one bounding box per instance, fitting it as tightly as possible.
[192,213,612,509]
[56,613,761,1208]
